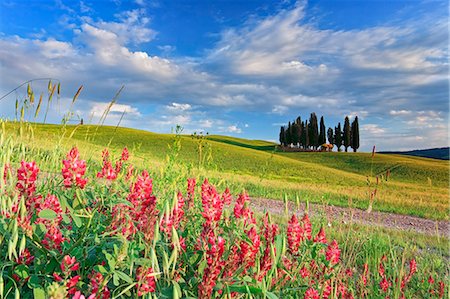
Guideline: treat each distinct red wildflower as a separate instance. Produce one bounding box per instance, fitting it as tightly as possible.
[16,160,39,197]
[201,179,224,226]
[361,263,369,286]
[239,226,261,271]
[121,147,129,161]
[325,240,340,265]
[287,214,303,254]
[198,236,226,299]
[62,147,87,189]
[16,248,34,265]
[2,163,10,184]
[97,149,117,180]
[72,291,96,299]
[61,255,79,274]
[257,213,278,281]
[125,165,134,180]
[304,287,319,299]
[380,277,391,292]
[136,267,156,296]
[300,266,310,278]
[314,227,327,244]
[222,187,232,205]
[428,275,434,284]
[438,281,445,298]
[128,170,159,241]
[89,271,110,298]
[379,262,386,278]
[301,214,312,240]
[408,259,417,278]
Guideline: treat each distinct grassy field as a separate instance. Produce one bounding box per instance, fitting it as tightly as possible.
[1,120,448,297]
[3,122,449,220]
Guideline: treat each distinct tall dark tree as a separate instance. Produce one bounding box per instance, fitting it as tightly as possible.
[304,120,310,149]
[286,122,292,145]
[351,116,360,152]
[327,127,334,148]
[295,116,302,147]
[279,126,286,146]
[343,116,351,152]
[319,116,326,145]
[292,121,299,146]
[300,121,306,149]
[334,123,342,151]
[309,113,319,149]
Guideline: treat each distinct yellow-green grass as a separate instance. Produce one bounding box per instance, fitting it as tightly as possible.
[3,122,449,220]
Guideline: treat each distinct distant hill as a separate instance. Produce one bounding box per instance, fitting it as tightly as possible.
[380,147,449,160]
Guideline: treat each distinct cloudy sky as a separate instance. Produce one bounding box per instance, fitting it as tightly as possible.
[0,0,448,151]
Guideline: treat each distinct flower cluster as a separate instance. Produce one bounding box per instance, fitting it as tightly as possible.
[62,147,87,189]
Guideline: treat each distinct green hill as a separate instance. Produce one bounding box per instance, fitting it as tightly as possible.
[2,122,449,220]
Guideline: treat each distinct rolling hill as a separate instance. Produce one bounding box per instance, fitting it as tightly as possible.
[380,147,449,160]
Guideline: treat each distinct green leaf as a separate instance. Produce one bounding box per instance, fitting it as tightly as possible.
[27,275,40,289]
[38,209,57,220]
[14,264,29,279]
[265,291,279,299]
[115,271,133,284]
[33,287,46,299]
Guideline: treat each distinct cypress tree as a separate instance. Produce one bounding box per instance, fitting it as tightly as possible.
[296,116,302,147]
[327,127,334,149]
[319,116,326,145]
[334,123,342,152]
[351,116,360,152]
[279,126,286,146]
[286,121,292,146]
[292,121,299,146]
[300,121,306,149]
[309,113,319,149]
[343,116,351,152]
[304,120,310,149]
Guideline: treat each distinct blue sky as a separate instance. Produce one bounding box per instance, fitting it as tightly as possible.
[0,0,448,151]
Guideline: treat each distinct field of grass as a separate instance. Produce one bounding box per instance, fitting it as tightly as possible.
[3,122,448,220]
[0,120,448,298]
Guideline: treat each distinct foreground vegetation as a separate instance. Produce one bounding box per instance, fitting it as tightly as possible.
[0,124,448,298]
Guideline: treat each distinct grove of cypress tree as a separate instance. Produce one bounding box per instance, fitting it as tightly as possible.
[334,123,342,151]
[351,116,360,152]
[343,116,351,152]
[319,116,326,145]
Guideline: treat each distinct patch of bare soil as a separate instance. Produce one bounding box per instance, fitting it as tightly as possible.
[249,198,449,237]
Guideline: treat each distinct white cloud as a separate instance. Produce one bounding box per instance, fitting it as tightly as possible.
[166,103,192,111]
[224,125,242,134]
[361,124,386,135]
[390,110,411,116]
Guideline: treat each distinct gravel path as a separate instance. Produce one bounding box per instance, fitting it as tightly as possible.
[249,198,449,237]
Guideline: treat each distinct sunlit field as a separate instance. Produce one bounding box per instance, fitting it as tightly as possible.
[0,119,448,298]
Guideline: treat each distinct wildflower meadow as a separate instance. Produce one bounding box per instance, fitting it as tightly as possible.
[0,124,447,298]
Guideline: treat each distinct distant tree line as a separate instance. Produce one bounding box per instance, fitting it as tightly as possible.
[279,113,360,152]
